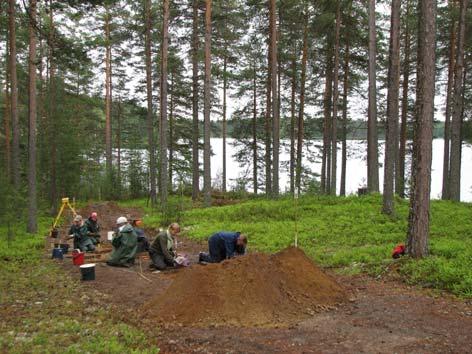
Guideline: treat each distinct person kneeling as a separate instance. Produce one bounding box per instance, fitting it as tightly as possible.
[149,223,180,271]
[199,231,247,263]
[69,215,95,252]
[107,217,137,268]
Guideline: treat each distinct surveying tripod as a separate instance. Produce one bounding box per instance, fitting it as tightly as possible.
[50,197,77,237]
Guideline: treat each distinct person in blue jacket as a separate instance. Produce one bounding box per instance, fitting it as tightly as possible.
[199,231,247,263]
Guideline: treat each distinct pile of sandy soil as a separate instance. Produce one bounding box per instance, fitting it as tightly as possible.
[143,247,347,327]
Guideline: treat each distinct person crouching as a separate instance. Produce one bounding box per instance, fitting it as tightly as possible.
[149,223,180,271]
[107,217,138,267]
[199,231,247,263]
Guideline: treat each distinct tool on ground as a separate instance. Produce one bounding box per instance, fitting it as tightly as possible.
[50,197,77,237]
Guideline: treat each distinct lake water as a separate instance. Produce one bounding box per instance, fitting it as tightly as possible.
[209,138,472,202]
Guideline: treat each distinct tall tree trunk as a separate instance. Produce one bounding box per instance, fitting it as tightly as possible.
[367,0,379,192]
[145,0,157,206]
[38,10,46,194]
[448,0,468,202]
[340,36,350,197]
[8,0,19,189]
[265,32,272,196]
[397,0,411,198]
[105,7,113,180]
[269,0,279,197]
[383,0,401,215]
[27,0,38,233]
[290,52,296,196]
[117,98,121,191]
[222,54,227,192]
[48,0,57,212]
[160,0,170,208]
[441,0,457,200]
[331,2,341,195]
[321,47,333,194]
[253,62,258,194]
[191,0,200,200]
[169,71,174,190]
[4,36,11,181]
[203,0,212,207]
[406,0,437,258]
[296,17,308,195]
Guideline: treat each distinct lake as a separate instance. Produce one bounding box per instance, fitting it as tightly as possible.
[209,138,472,202]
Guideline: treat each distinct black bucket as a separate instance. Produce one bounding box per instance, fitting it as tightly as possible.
[80,263,96,281]
[52,248,63,260]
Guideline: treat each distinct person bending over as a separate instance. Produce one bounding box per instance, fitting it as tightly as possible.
[199,231,247,263]
[149,223,180,271]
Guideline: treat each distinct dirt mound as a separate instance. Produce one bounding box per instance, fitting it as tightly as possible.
[78,202,143,232]
[143,247,347,327]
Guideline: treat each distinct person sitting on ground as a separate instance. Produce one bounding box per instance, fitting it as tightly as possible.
[199,231,247,263]
[84,212,101,245]
[149,223,180,271]
[131,219,150,253]
[68,215,95,252]
[107,216,138,267]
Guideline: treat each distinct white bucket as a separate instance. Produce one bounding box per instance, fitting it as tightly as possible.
[79,263,96,281]
[107,231,114,241]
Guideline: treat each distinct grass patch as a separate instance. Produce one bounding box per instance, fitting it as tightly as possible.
[130,194,472,297]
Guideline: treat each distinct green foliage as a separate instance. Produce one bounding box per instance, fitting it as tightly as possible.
[136,194,472,297]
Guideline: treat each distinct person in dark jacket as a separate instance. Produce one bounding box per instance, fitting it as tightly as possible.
[149,223,180,271]
[107,216,138,267]
[199,231,247,263]
[132,219,150,253]
[84,212,101,245]
[68,215,95,252]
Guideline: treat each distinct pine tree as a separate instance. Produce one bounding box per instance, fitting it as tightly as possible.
[383,0,401,215]
[448,0,468,201]
[406,0,437,258]
[269,0,279,197]
[27,0,38,233]
[367,0,379,193]
[8,0,19,190]
[203,0,212,206]
[144,0,157,207]
[160,0,170,209]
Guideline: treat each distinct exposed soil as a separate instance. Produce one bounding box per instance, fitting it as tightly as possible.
[51,203,472,353]
[143,247,347,327]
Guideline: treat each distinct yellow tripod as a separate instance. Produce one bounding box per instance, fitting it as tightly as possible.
[50,197,77,237]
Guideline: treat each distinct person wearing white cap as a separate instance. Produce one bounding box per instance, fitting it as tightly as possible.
[106,216,138,267]
[68,215,95,252]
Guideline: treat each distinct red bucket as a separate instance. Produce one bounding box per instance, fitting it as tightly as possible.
[72,250,85,266]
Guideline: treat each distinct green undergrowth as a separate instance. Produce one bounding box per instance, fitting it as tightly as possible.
[0,219,159,353]
[131,194,472,298]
